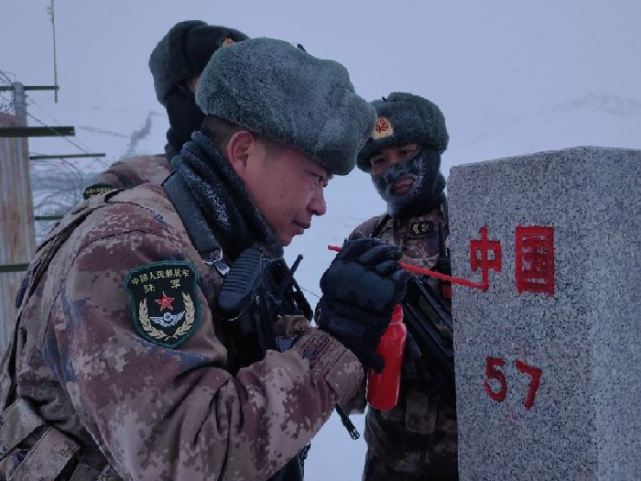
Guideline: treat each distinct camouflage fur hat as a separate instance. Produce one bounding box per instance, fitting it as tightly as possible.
[149,20,249,106]
[196,37,376,176]
[357,92,449,172]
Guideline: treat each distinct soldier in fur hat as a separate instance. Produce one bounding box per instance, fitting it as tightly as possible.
[83,20,248,198]
[0,39,408,481]
[351,92,458,481]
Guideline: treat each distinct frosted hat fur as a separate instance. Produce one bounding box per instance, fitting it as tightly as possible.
[357,92,449,172]
[196,37,376,176]
[149,20,248,105]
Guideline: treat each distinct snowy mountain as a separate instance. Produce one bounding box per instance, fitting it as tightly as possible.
[551,92,641,119]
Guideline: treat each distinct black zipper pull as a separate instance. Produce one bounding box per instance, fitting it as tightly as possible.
[335,405,360,440]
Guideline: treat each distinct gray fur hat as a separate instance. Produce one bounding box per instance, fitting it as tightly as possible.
[149,20,249,106]
[357,92,449,172]
[196,37,376,176]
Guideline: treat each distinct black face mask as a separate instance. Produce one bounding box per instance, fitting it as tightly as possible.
[164,86,205,150]
[372,147,446,218]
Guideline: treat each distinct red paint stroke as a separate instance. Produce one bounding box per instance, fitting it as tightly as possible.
[469,226,502,291]
[515,359,543,410]
[515,225,555,296]
[483,356,507,402]
[327,245,486,290]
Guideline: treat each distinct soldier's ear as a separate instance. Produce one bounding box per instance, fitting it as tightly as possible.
[226,130,256,175]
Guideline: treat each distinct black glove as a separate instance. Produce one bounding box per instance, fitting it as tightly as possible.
[317,237,409,371]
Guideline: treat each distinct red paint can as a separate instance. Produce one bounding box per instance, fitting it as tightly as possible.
[367,304,406,410]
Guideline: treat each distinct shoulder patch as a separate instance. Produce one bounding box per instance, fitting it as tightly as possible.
[125,261,200,348]
[83,183,114,200]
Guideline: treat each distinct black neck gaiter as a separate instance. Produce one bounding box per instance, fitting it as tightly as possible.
[171,130,282,260]
[164,87,205,158]
[164,129,183,161]
[373,147,446,218]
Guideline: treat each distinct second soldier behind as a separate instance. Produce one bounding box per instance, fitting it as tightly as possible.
[83,20,248,198]
[351,92,458,481]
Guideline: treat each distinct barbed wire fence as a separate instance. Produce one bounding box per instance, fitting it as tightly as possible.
[0,70,17,116]
[0,68,101,242]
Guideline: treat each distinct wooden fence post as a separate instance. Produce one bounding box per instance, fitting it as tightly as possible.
[0,83,36,349]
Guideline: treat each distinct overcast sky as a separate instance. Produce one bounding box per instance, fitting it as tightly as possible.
[1,1,640,479]
[3,0,640,165]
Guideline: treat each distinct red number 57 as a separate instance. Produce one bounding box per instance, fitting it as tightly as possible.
[483,356,542,410]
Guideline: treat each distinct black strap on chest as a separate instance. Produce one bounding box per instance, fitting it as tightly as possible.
[164,174,310,481]
[402,278,454,374]
[368,205,455,385]
[435,200,451,260]
[438,199,450,259]
[369,214,391,239]
[163,173,230,276]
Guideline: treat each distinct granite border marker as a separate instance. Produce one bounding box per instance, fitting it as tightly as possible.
[448,146,641,481]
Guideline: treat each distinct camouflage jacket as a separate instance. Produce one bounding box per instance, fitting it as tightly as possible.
[83,154,172,198]
[351,206,458,479]
[0,185,363,481]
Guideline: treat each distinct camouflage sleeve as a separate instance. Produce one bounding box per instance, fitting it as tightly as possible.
[45,228,363,481]
[86,161,135,192]
[341,381,367,414]
[84,155,172,198]
[348,214,386,240]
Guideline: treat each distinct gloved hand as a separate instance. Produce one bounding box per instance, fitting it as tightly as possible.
[317,237,409,371]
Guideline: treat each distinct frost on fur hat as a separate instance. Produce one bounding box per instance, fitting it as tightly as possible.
[196,37,376,176]
[149,20,248,105]
[357,92,449,172]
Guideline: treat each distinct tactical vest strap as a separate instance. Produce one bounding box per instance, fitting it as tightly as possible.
[0,399,43,458]
[7,425,79,481]
[93,465,121,481]
[370,214,391,239]
[67,464,101,481]
[67,462,121,481]
[439,198,449,229]
[163,174,230,276]
[0,193,121,481]
[0,193,117,412]
[0,398,118,481]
